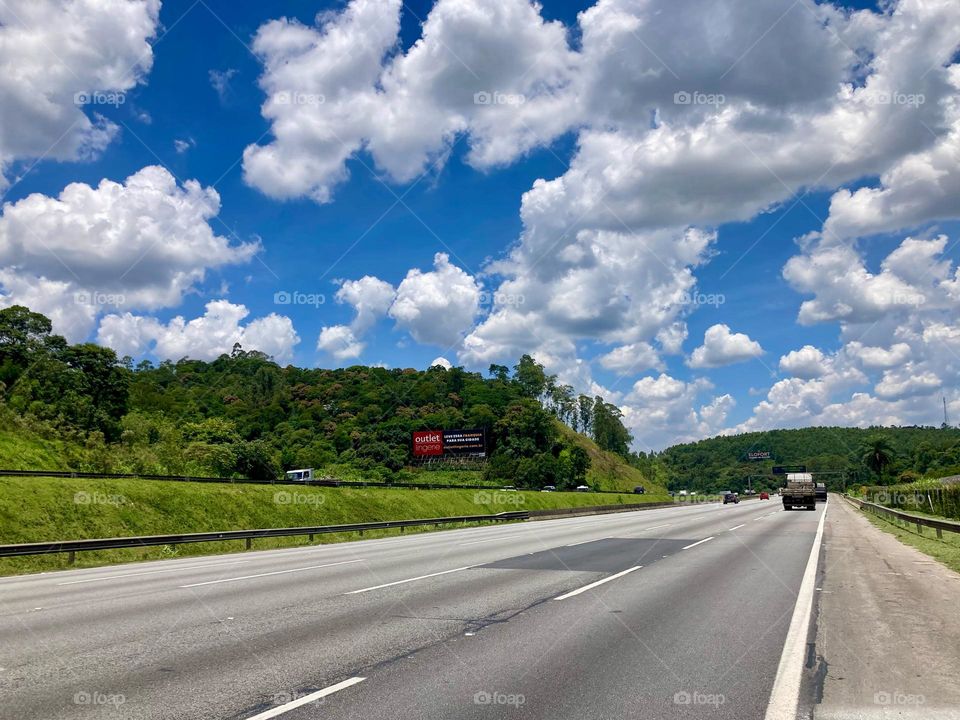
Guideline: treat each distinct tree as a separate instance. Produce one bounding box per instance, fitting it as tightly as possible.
[491,399,557,459]
[577,394,593,435]
[592,396,632,456]
[233,440,281,480]
[861,436,895,484]
[488,364,509,382]
[513,355,550,400]
[563,445,591,487]
[0,305,58,388]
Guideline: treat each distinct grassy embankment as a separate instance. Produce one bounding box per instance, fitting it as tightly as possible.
[0,414,673,575]
[0,476,669,575]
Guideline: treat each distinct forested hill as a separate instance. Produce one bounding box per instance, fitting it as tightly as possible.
[0,305,647,491]
[659,426,960,493]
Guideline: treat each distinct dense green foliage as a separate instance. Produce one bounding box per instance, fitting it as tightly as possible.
[0,306,129,440]
[0,306,641,490]
[657,426,960,494]
[857,478,960,520]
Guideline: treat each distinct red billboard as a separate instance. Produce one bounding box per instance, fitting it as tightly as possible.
[412,430,444,456]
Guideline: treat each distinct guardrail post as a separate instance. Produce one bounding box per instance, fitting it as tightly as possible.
[67,550,75,565]
[245,538,252,550]
[936,527,943,540]
[916,521,922,534]
[308,533,314,542]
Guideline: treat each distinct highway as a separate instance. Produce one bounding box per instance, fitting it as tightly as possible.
[0,499,825,719]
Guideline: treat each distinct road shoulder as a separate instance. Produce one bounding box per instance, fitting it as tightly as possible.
[811,497,960,719]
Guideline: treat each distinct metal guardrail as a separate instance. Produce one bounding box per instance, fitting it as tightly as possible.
[842,494,960,539]
[0,511,529,560]
[0,469,639,494]
[0,469,502,491]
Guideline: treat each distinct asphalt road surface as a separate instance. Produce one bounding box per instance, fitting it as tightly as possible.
[1,499,826,720]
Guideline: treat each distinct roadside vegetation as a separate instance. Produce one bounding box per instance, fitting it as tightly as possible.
[659,426,960,494]
[0,477,664,575]
[854,478,960,521]
[0,305,661,493]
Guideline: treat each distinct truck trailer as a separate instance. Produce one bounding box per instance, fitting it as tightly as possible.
[782,472,816,511]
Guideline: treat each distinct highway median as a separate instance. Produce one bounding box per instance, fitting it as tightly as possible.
[0,476,671,575]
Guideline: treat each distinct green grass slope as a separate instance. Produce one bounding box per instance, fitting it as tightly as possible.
[557,423,666,494]
[0,476,668,575]
[0,414,73,469]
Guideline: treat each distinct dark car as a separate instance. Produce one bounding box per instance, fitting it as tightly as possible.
[722,491,740,504]
[633,486,645,494]
[815,483,827,501]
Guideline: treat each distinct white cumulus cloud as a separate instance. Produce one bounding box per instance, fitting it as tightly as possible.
[689,324,764,369]
[98,300,300,362]
[0,166,259,341]
[0,0,160,186]
[389,252,481,347]
[779,345,828,379]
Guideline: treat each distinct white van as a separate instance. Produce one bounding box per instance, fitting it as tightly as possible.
[285,468,314,482]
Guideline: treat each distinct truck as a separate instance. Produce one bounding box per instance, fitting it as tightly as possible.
[782,473,816,511]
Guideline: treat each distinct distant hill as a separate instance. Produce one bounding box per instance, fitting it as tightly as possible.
[659,426,960,494]
[0,305,652,491]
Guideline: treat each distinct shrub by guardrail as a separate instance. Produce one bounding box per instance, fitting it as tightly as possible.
[842,495,960,540]
[860,482,960,521]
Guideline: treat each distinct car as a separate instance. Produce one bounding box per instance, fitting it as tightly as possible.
[815,483,827,501]
[501,485,517,491]
[575,485,591,492]
[722,491,740,504]
[633,485,645,494]
[541,485,556,492]
[760,491,770,500]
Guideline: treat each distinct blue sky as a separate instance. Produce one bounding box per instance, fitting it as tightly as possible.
[1,0,958,448]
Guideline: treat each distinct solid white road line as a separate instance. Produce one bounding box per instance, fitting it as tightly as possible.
[180,560,365,588]
[345,565,477,594]
[682,536,715,550]
[58,560,249,585]
[553,566,643,600]
[245,677,366,720]
[764,506,828,720]
[728,524,746,532]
